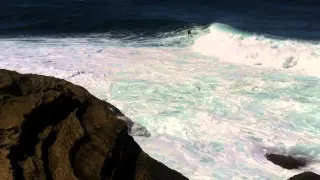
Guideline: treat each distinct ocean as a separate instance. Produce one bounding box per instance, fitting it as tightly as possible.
[1,0,320,179]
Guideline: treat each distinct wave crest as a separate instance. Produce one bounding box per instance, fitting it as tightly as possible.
[192,23,320,77]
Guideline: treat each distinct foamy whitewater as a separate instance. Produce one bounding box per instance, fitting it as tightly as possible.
[1,23,320,179]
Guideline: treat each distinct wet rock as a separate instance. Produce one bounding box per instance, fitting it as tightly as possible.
[288,171,320,180]
[118,116,151,137]
[265,153,307,169]
[0,69,187,180]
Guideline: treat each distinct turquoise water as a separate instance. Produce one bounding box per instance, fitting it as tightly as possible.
[102,48,320,179]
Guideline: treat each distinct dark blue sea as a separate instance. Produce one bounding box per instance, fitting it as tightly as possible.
[1,0,320,39]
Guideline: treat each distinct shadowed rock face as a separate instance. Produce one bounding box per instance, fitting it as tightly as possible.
[0,69,187,180]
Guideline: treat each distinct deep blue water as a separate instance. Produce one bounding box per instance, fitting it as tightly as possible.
[1,0,320,40]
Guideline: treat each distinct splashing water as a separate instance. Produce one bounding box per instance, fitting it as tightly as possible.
[192,23,320,77]
[0,23,320,179]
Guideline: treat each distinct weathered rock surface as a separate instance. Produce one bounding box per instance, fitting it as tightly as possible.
[0,69,187,180]
[288,172,320,180]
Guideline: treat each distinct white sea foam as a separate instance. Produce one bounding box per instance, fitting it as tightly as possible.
[0,29,320,179]
[192,23,320,77]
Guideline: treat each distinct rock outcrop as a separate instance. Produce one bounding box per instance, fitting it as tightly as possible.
[265,153,320,180]
[0,69,187,180]
[265,153,308,170]
[288,172,320,180]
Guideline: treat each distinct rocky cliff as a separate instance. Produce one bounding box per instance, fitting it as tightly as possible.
[0,69,187,180]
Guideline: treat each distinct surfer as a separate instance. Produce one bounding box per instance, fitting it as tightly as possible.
[187,30,192,37]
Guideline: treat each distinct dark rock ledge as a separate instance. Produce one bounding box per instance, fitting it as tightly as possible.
[0,69,187,180]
